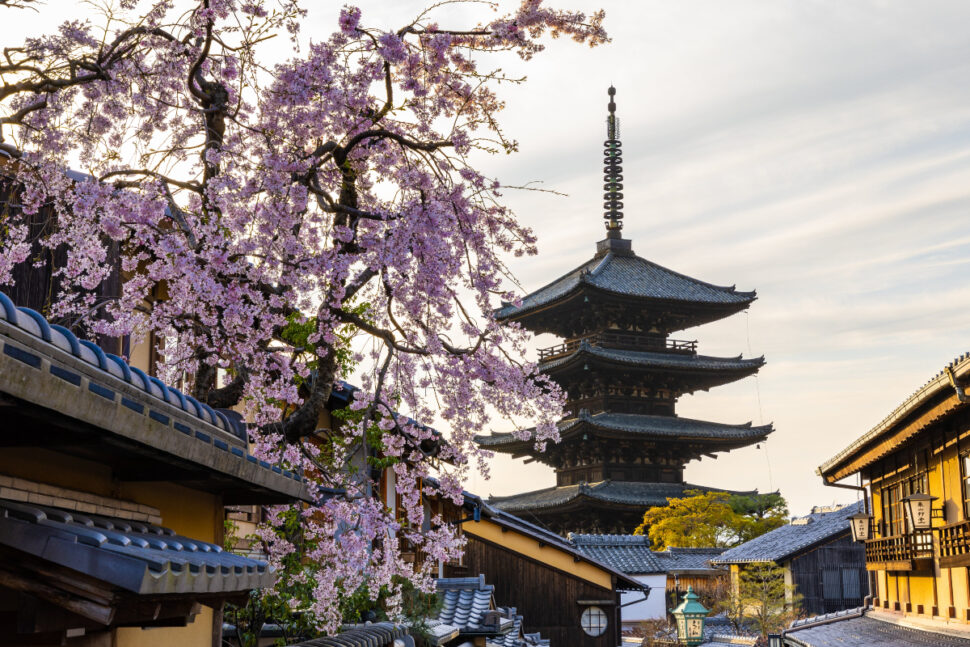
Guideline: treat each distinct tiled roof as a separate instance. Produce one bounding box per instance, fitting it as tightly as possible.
[286,623,409,646]
[496,246,755,320]
[538,341,765,375]
[568,535,726,575]
[421,478,648,591]
[490,607,550,647]
[0,290,307,501]
[435,575,513,636]
[476,411,773,447]
[0,291,241,440]
[819,352,970,481]
[568,534,664,574]
[784,611,970,646]
[655,547,728,571]
[489,481,755,513]
[712,501,863,565]
[0,498,273,595]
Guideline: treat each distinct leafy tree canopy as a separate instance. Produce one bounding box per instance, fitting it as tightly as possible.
[634,490,789,550]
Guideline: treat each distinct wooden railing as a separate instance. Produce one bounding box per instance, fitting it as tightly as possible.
[865,531,933,570]
[939,519,970,568]
[537,332,697,361]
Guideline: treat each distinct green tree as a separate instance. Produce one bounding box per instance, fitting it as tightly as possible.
[634,490,790,550]
[729,492,789,543]
[635,490,737,549]
[738,562,802,638]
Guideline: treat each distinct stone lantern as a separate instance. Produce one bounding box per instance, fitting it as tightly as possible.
[671,586,709,646]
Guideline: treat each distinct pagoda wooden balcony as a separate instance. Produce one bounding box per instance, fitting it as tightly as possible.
[938,520,970,568]
[865,530,934,571]
[538,332,697,361]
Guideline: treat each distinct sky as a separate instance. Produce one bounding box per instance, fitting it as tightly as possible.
[8,1,970,517]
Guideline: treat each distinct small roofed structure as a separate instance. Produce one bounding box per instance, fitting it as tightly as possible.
[712,502,867,616]
[0,289,307,644]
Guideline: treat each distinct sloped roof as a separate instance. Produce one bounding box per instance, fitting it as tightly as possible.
[286,623,409,647]
[0,497,273,595]
[785,610,970,647]
[476,411,773,448]
[539,342,764,375]
[711,501,863,565]
[423,478,647,591]
[0,290,306,502]
[819,352,970,482]
[496,246,755,321]
[568,535,726,575]
[568,534,664,574]
[489,480,755,513]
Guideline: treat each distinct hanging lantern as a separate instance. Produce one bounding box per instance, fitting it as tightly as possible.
[902,492,937,531]
[671,586,709,646]
[847,511,873,542]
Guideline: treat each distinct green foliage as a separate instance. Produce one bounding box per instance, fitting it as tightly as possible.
[224,507,321,647]
[635,490,790,550]
[737,562,803,637]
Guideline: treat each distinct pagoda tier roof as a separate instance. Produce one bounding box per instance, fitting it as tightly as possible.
[540,342,763,383]
[488,480,757,514]
[475,411,773,454]
[496,238,755,328]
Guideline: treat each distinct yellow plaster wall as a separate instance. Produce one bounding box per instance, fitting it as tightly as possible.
[954,567,970,612]
[909,574,935,613]
[115,608,214,647]
[462,519,613,590]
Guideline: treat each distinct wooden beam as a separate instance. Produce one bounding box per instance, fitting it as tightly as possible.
[0,568,115,625]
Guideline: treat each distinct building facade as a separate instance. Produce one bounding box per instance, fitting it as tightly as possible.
[787,353,970,645]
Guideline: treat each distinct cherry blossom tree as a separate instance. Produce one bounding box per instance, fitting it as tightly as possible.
[0,0,606,630]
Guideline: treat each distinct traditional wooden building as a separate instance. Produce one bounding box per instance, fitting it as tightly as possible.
[787,353,970,646]
[569,534,726,630]
[423,483,648,646]
[711,502,867,616]
[475,87,772,534]
[0,289,307,646]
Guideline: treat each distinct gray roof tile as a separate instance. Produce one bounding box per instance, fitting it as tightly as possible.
[496,249,755,320]
[476,412,773,447]
[568,535,726,575]
[538,342,764,374]
[712,501,863,565]
[490,481,756,513]
[0,498,273,595]
[785,612,970,646]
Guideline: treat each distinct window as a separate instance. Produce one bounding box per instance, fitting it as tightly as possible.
[962,452,970,519]
[581,606,608,637]
[879,470,928,536]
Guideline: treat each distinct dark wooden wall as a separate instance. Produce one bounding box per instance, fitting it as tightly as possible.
[789,532,867,615]
[462,535,621,647]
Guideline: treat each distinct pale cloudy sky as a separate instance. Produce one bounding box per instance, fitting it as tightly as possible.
[9,1,970,516]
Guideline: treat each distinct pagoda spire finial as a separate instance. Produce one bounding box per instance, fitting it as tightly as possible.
[603,85,624,234]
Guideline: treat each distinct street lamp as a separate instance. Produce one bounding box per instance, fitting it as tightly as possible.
[847,511,873,542]
[671,586,709,646]
[902,492,938,531]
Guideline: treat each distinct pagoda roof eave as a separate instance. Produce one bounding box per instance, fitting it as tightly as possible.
[488,480,759,514]
[495,248,756,323]
[475,412,774,454]
[539,344,765,376]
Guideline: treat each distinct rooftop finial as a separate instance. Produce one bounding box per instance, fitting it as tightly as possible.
[603,86,623,233]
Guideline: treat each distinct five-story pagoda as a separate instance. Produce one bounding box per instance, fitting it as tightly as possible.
[476,87,773,534]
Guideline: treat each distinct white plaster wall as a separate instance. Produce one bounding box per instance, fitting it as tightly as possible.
[620,574,668,625]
